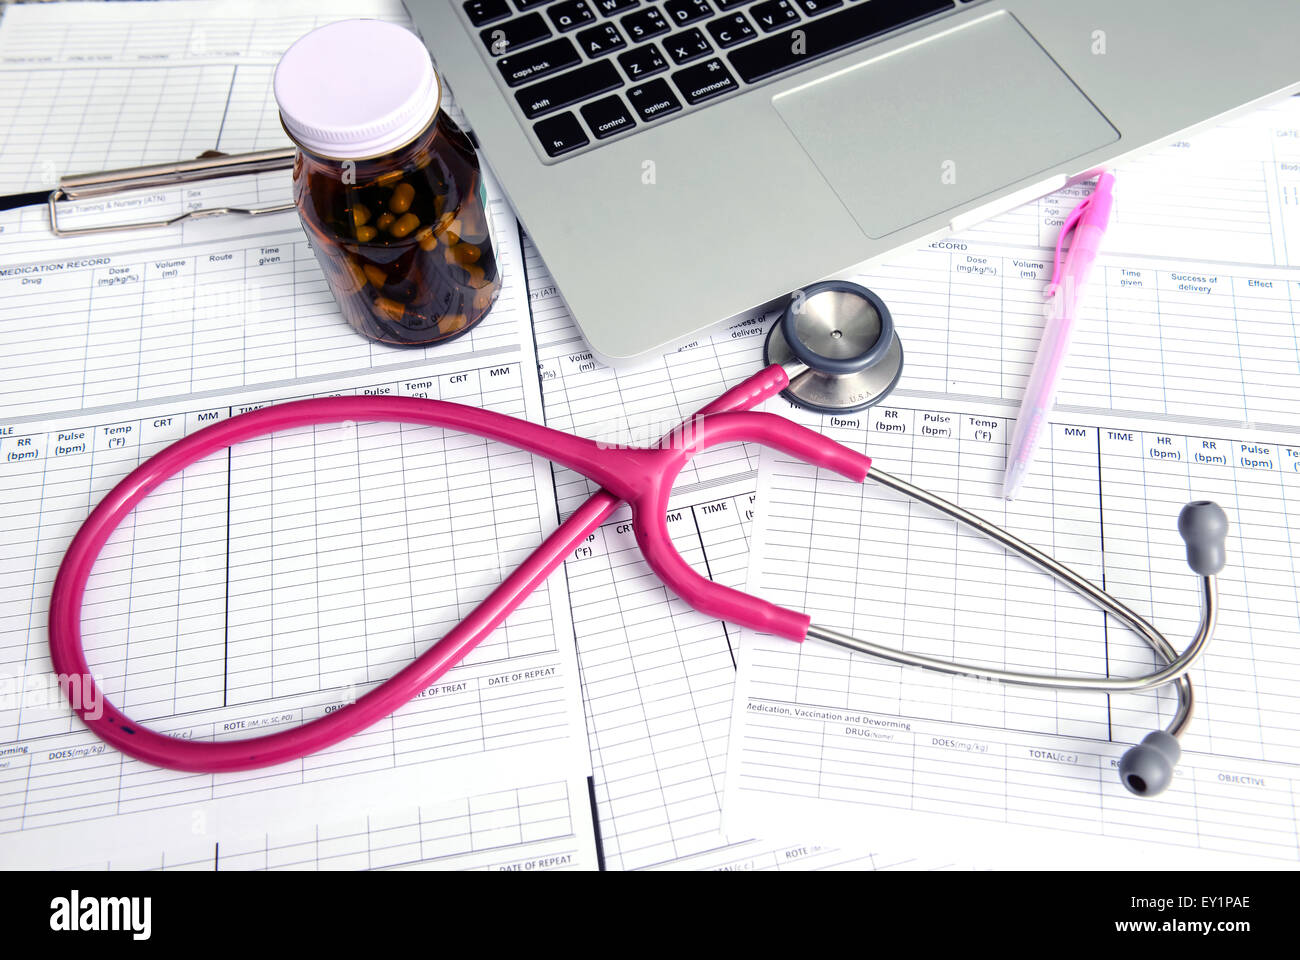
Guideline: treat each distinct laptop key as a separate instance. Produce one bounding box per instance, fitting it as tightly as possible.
[750,0,799,32]
[666,27,713,63]
[795,0,842,13]
[618,42,669,80]
[516,0,559,7]
[663,0,714,28]
[581,95,638,138]
[549,0,597,30]
[592,0,640,14]
[706,13,756,47]
[515,59,622,117]
[576,22,628,56]
[671,57,738,103]
[534,111,590,156]
[627,78,683,121]
[728,0,953,83]
[622,7,670,41]
[497,36,581,86]
[480,12,552,55]
[464,0,512,26]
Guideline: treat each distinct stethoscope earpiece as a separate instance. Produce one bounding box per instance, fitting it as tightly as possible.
[1116,502,1229,796]
[1119,731,1181,797]
[1109,501,1229,797]
[763,280,905,414]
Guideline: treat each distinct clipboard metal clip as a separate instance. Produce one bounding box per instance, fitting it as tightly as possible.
[47,147,297,237]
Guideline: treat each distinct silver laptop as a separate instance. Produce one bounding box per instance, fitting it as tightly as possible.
[408,0,1300,365]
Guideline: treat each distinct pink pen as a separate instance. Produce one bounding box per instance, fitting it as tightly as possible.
[1003,172,1116,500]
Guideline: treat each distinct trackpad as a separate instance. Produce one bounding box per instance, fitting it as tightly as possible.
[772,12,1118,238]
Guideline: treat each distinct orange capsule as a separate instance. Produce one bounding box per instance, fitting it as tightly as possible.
[375,296,405,323]
[415,225,438,252]
[337,258,367,294]
[451,242,481,264]
[355,225,378,242]
[376,212,395,231]
[473,287,495,312]
[388,182,415,214]
[463,264,487,287]
[363,263,388,288]
[374,170,404,187]
[389,212,420,238]
[439,313,468,335]
[457,209,486,238]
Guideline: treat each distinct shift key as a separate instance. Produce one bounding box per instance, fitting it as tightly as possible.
[515,60,622,118]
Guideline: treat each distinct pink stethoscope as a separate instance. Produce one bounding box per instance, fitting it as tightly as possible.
[50,283,1227,797]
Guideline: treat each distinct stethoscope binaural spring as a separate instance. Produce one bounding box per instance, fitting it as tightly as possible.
[49,280,1227,797]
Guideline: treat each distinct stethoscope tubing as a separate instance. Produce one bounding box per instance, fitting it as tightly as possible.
[47,364,797,772]
[48,356,1209,774]
[811,468,1216,739]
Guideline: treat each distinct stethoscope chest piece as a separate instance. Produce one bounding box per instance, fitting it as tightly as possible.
[764,280,904,414]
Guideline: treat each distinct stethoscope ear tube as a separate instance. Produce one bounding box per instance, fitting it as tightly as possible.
[805,470,1226,797]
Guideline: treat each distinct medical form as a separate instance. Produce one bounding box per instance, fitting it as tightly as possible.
[4,0,1300,872]
[725,97,1300,869]
[0,0,596,870]
[528,239,966,870]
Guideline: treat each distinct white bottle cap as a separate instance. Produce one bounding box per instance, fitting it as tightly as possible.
[274,19,441,160]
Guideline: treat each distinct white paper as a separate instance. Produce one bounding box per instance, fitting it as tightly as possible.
[0,0,412,257]
[0,1,594,869]
[727,102,1300,869]
[529,239,969,870]
[0,0,412,189]
[0,303,595,866]
[40,775,599,871]
[963,96,1300,268]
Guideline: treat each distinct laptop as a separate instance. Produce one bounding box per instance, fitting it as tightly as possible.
[407,0,1300,365]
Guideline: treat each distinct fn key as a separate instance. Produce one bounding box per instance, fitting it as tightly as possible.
[534,111,589,157]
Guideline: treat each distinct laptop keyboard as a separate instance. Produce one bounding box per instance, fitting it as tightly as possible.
[464,0,971,160]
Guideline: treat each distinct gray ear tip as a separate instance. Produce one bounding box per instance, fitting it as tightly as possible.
[1178,501,1229,575]
[1118,731,1181,797]
[1179,500,1228,536]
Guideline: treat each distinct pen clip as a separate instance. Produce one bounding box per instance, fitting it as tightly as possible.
[1046,195,1090,298]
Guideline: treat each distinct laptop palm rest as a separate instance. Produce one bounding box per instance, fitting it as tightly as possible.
[772,11,1119,239]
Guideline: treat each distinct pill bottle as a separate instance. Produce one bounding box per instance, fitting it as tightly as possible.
[274,20,500,346]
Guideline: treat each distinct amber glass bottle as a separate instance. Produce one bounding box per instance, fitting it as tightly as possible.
[275,20,500,345]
